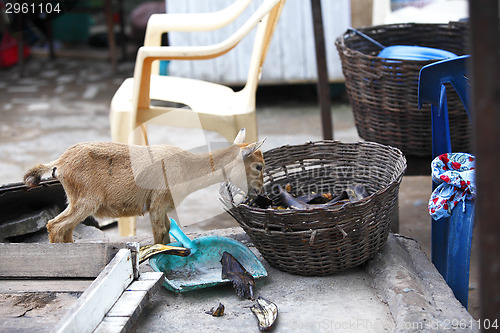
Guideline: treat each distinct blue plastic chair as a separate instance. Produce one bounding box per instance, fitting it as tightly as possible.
[418,55,474,308]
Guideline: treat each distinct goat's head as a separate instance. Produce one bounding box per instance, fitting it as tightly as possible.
[229,129,266,199]
[241,143,265,198]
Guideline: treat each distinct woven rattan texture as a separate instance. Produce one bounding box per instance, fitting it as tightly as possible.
[335,22,470,157]
[228,141,407,276]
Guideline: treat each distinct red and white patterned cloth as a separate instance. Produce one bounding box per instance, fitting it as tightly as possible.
[429,153,476,220]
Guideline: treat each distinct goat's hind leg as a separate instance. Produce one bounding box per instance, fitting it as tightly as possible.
[47,205,91,243]
[150,209,171,244]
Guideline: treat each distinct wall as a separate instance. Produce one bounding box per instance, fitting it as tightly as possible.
[165,0,350,85]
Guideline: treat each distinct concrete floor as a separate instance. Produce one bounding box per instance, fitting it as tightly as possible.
[0,56,479,319]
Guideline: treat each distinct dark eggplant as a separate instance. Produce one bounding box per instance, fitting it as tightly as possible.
[277,184,369,210]
[297,192,334,205]
[277,184,311,209]
[247,194,274,209]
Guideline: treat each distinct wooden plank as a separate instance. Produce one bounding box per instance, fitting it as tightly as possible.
[106,272,163,319]
[0,242,138,278]
[106,290,149,318]
[53,249,134,333]
[106,273,163,318]
[125,272,165,292]
[94,316,132,333]
[0,279,92,293]
[0,243,114,278]
[94,272,164,333]
[134,271,164,285]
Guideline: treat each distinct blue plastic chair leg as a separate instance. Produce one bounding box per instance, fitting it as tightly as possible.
[431,213,450,278]
[432,200,475,308]
[446,200,475,309]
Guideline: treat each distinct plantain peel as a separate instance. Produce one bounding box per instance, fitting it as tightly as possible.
[221,251,255,300]
[205,302,225,317]
[139,244,191,264]
[250,297,278,331]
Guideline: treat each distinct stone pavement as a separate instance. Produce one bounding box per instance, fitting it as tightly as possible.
[0,56,480,322]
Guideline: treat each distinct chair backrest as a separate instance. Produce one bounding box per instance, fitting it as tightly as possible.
[243,0,286,108]
[134,0,285,115]
[144,0,254,46]
[145,0,254,79]
[418,55,471,158]
[418,55,471,118]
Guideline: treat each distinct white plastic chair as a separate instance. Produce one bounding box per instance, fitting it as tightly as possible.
[110,0,286,237]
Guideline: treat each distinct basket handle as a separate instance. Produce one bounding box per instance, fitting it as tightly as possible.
[347,27,386,50]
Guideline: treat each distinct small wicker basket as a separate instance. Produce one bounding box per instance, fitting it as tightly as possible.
[227,141,407,276]
[335,22,471,157]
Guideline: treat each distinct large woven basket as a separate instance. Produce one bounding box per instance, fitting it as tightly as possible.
[227,141,407,276]
[335,22,471,157]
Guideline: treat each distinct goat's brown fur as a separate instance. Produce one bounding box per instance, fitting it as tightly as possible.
[24,135,264,243]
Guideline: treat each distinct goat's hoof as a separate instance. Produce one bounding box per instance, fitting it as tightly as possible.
[48,232,73,243]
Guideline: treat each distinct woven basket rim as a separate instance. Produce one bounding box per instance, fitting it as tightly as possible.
[335,22,467,62]
[237,140,407,215]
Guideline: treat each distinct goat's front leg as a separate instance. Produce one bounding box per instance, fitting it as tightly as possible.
[150,209,171,244]
[46,205,90,243]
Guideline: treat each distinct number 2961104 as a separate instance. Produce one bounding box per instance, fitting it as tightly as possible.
[5,1,61,15]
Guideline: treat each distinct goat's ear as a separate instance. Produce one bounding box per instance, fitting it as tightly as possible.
[233,128,246,144]
[241,138,266,157]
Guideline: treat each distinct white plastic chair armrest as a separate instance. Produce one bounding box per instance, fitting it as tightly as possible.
[144,0,253,46]
[140,0,279,61]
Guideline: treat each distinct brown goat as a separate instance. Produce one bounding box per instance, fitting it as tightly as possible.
[24,129,265,243]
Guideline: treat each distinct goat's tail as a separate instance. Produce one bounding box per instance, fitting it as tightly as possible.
[24,162,55,188]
